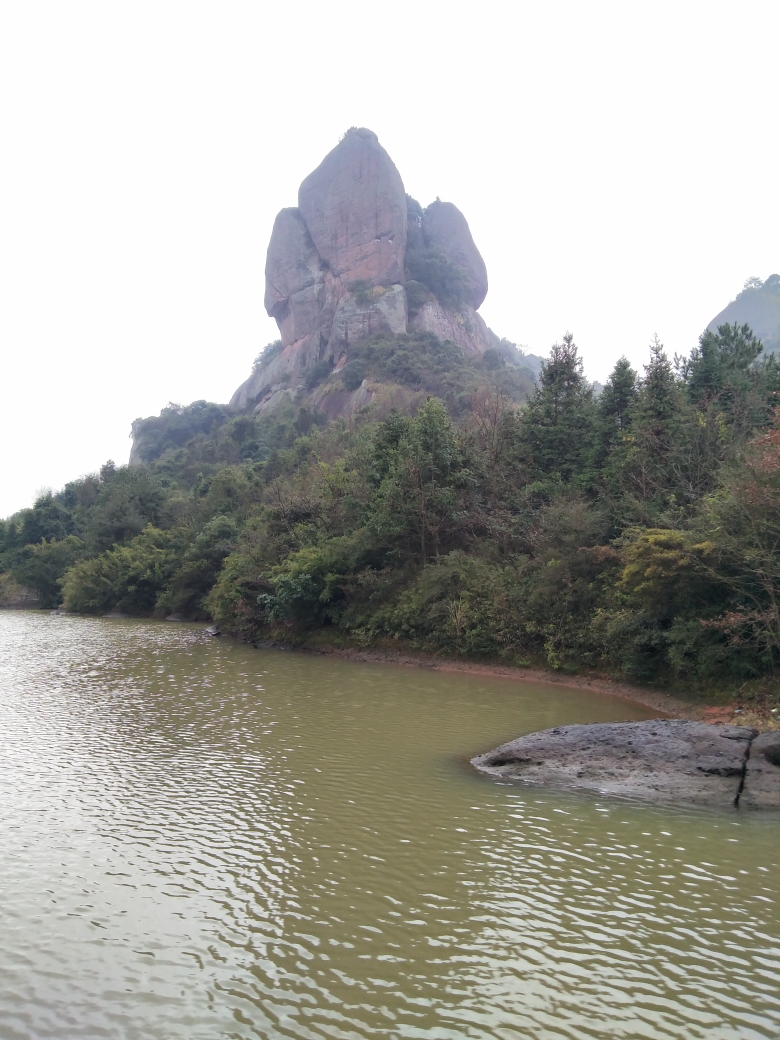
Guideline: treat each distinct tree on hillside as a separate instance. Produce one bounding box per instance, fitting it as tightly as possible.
[698,412,780,668]
[19,494,76,545]
[370,398,465,565]
[519,332,596,485]
[678,323,779,435]
[593,356,638,473]
[609,336,695,519]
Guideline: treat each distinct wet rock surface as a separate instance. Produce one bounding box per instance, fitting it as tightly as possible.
[471,720,780,809]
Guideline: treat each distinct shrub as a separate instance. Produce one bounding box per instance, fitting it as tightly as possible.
[252,340,284,372]
[305,358,333,390]
[341,364,366,391]
[404,279,428,318]
[405,247,470,309]
[61,526,178,615]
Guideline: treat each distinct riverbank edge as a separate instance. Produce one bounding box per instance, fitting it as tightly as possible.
[247,632,779,731]
[10,604,776,730]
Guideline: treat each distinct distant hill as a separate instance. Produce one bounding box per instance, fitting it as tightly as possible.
[708,274,780,353]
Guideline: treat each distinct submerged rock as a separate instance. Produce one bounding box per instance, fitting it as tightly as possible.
[471,720,780,809]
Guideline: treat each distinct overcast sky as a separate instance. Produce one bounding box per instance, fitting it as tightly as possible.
[1,1,778,518]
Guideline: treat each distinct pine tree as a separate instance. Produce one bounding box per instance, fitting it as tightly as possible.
[593,356,637,473]
[519,332,596,485]
[609,336,696,520]
[599,357,637,433]
[679,322,780,436]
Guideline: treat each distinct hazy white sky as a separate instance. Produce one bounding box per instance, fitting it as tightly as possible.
[1,1,778,518]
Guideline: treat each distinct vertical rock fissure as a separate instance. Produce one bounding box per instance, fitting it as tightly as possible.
[734,731,757,808]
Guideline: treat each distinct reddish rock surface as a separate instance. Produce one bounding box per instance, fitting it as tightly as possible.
[298,128,407,288]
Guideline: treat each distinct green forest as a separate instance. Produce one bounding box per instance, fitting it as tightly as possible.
[3,323,780,698]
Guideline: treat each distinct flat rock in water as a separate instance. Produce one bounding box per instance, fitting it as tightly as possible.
[470,719,778,809]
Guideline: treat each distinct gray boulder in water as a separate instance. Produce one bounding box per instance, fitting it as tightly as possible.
[472,719,780,810]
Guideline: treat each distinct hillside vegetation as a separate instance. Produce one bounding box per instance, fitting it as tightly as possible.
[3,323,780,699]
[708,274,780,354]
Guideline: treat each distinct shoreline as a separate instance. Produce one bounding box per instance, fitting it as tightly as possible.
[273,638,779,730]
[8,608,777,730]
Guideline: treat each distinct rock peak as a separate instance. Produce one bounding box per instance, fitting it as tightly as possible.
[230,131,492,413]
[298,128,407,286]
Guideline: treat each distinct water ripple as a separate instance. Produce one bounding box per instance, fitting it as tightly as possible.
[0,611,778,1039]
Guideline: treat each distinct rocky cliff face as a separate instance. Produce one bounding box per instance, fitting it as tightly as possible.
[420,200,488,309]
[297,129,407,287]
[231,128,492,413]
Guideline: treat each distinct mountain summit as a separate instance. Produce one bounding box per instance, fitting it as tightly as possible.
[230,128,493,414]
[707,274,780,354]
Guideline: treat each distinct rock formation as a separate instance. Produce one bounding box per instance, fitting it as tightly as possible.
[230,128,492,414]
[472,720,780,810]
[421,200,488,309]
[297,129,407,287]
[707,274,780,354]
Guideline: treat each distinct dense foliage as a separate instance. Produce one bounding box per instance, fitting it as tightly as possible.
[4,322,780,694]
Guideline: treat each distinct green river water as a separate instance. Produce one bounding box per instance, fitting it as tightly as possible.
[0,611,777,1039]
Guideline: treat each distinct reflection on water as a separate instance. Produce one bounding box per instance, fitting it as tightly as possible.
[0,612,777,1040]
